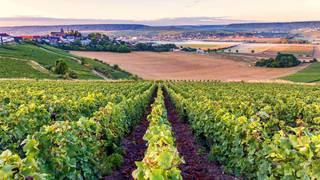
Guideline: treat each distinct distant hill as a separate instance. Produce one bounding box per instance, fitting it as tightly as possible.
[0,24,150,36]
[226,21,320,31]
[173,21,320,31]
[1,21,320,36]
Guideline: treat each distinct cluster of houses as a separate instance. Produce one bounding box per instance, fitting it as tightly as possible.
[0,33,15,44]
[0,29,92,46]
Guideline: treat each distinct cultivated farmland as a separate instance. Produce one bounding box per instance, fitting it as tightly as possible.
[177,41,239,50]
[72,51,307,81]
[2,80,320,179]
[228,43,316,57]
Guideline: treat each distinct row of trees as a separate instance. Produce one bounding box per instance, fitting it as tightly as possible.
[133,43,177,52]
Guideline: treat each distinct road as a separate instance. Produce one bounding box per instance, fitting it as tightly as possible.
[313,45,320,59]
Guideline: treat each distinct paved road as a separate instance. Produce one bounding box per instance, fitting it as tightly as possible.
[313,45,320,59]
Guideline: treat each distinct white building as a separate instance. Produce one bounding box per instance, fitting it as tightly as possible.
[0,33,15,44]
[196,49,206,54]
[60,35,76,44]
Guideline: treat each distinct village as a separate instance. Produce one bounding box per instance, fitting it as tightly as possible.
[0,28,92,46]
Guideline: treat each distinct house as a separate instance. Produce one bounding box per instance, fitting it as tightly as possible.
[60,35,77,44]
[14,36,23,43]
[0,33,15,44]
[18,35,42,41]
[196,49,206,54]
[80,39,91,46]
[43,36,60,45]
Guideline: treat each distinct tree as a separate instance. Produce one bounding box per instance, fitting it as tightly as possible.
[236,50,239,53]
[251,50,255,54]
[117,45,131,53]
[54,60,69,75]
[255,53,300,68]
[72,40,82,47]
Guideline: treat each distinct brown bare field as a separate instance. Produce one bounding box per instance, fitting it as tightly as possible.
[265,44,314,55]
[209,37,283,43]
[229,43,317,58]
[180,44,236,50]
[71,51,308,81]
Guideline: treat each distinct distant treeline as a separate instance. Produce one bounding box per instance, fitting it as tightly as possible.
[132,43,177,52]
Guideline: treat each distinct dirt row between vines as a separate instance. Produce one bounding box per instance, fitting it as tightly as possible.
[104,89,157,180]
[105,87,234,179]
[163,89,235,180]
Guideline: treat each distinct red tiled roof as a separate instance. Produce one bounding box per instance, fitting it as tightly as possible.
[18,35,42,39]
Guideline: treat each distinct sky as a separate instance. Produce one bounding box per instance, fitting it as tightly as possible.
[0,0,319,23]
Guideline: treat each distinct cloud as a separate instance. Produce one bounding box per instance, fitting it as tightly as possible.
[0,16,255,27]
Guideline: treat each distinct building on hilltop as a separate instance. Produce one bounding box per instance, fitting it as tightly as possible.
[50,28,66,37]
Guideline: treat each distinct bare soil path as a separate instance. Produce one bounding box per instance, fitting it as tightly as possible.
[163,89,235,180]
[104,89,157,180]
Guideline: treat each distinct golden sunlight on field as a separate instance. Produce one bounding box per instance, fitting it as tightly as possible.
[71,51,308,81]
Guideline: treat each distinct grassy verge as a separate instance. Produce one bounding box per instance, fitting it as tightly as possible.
[281,62,320,83]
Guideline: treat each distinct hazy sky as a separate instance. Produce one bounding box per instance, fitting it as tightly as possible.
[1,0,319,21]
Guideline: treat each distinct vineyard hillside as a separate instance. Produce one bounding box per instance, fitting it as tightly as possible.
[0,44,134,80]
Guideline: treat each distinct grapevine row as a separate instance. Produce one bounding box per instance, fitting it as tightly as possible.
[166,82,320,179]
[0,81,155,179]
[133,86,184,180]
[0,81,150,153]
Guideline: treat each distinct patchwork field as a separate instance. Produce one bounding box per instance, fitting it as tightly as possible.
[265,44,314,56]
[228,43,317,57]
[177,42,239,50]
[208,37,283,43]
[231,43,314,56]
[71,51,307,81]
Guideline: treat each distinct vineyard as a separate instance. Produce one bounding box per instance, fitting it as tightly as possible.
[167,82,320,179]
[1,80,320,179]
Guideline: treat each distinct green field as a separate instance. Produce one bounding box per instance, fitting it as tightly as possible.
[281,62,320,83]
[0,43,133,80]
[0,57,55,79]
